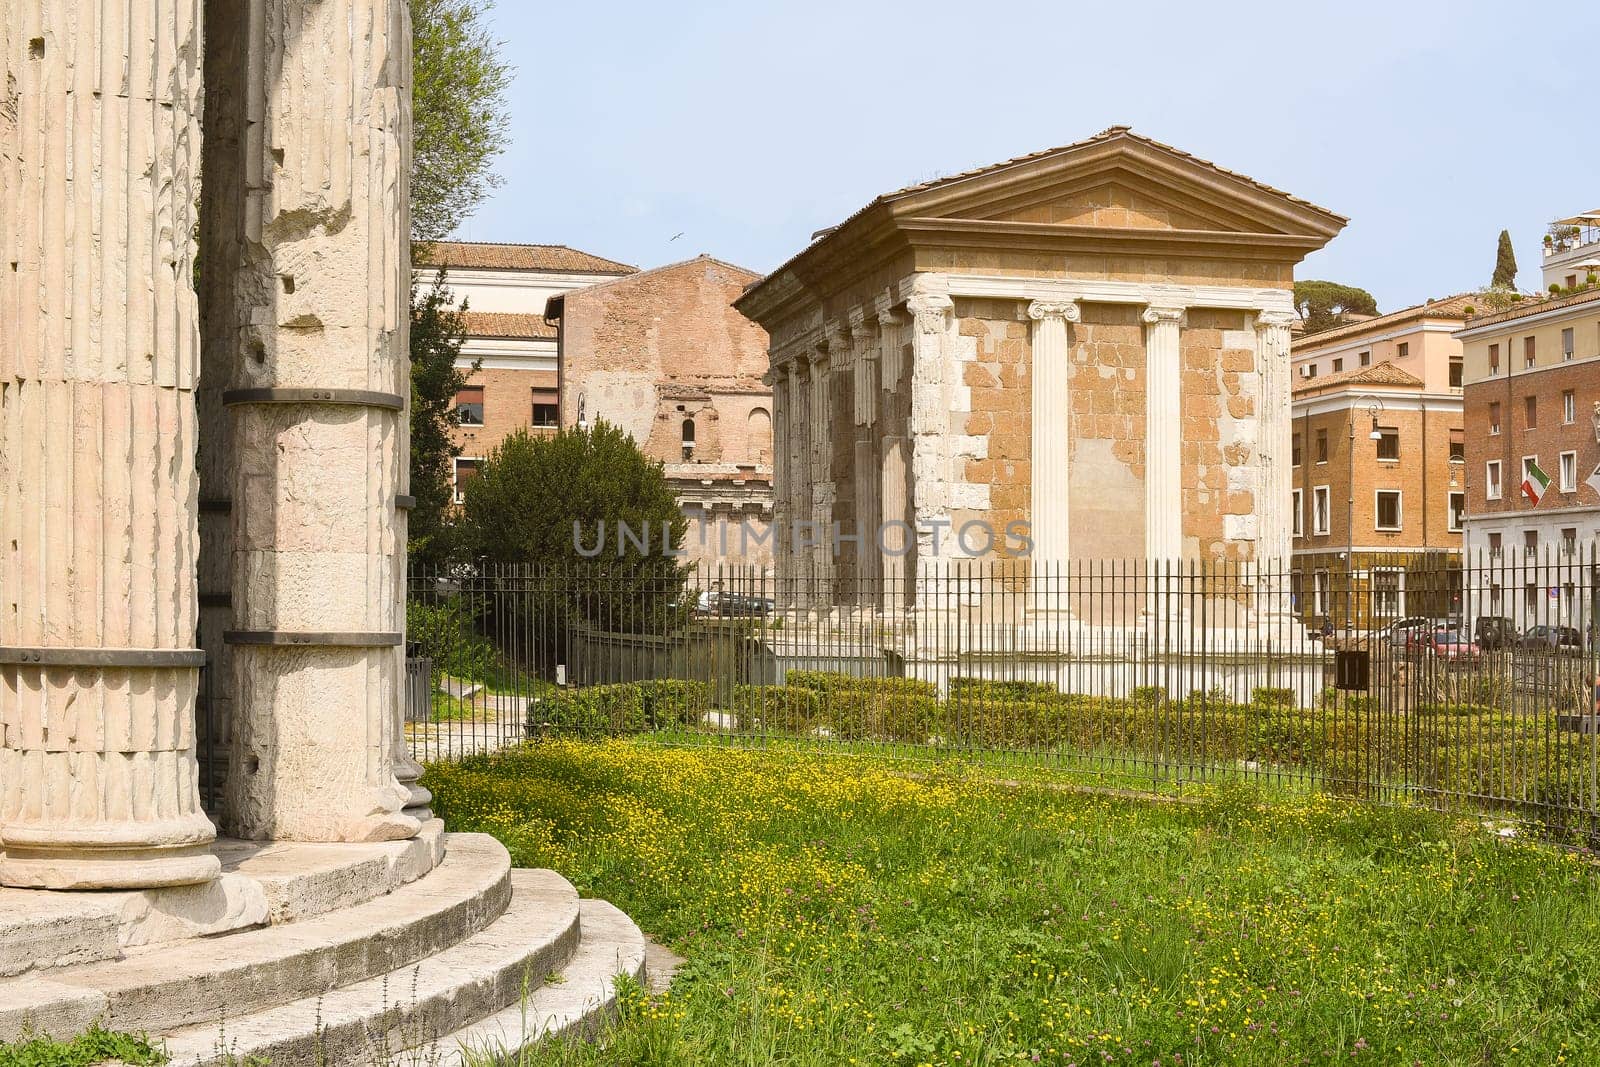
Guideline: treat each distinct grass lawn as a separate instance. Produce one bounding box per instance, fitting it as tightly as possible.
[425,740,1600,1066]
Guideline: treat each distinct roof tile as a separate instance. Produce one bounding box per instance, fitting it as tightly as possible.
[417,241,636,275]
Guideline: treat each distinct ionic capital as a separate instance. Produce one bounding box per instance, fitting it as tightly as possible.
[1141,305,1187,326]
[906,293,954,336]
[1254,310,1296,332]
[1027,299,1081,324]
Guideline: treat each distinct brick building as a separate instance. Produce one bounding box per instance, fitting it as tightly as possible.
[1459,286,1600,628]
[413,241,635,498]
[734,126,1346,615]
[545,256,775,567]
[1288,297,1471,630]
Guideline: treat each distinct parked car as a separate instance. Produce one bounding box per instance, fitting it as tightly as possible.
[1382,616,1437,650]
[695,590,775,618]
[1415,629,1481,663]
[1518,625,1583,653]
[1473,615,1517,650]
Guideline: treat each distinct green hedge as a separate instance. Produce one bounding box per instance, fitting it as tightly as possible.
[536,680,711,737]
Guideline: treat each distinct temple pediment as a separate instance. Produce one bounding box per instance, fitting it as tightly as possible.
[883,127,1347,243]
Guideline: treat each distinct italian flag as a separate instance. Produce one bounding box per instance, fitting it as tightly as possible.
[1522,460,1551,505]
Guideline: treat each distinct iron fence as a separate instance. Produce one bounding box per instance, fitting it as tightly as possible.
[406,548,1600,833]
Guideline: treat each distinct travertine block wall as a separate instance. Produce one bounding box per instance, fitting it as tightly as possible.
[0,0,220,887]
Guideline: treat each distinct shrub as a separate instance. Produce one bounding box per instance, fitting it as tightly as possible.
[407,597,501,683]
[535,680,711,738]
[1130,685,1166,708]
[784,671,941,742]
[1250,686,1296,708]
[636,679,712,728]
[732,685,822,734]
[948,677,1062,702]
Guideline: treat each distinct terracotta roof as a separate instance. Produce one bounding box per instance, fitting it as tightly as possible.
[1292,293,1479,350]
[1459,284,1600,331]
[459,312,556,340]
[740,126,1347,318]
[1292,360,1423,395]
[878,126,1343,219]
[417,241,636,275]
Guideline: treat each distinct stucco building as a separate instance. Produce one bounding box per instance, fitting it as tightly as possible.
[546,256,775,567]
[1288,297,1472,630]
[735,127,1345,620]
[414,241,635,498]
[1459,286,1600,628]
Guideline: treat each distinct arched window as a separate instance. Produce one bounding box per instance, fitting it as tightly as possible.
[747,407,771,464]
[681,417,696,457]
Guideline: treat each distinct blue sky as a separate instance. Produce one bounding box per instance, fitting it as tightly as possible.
[460,0,1600,313]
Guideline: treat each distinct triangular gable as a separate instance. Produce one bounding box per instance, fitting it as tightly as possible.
[883,128,1346,240]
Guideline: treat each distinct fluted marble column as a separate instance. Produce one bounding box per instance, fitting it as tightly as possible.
[215,0,417,842]
[0,0,219,888]
[770,365,791,587]
[788,356,810,604]
[1255,310,1296,618]
[851,319,880,601]
[1028,300,1081,611]
[810,336,835,606]
[877,310,909,615]
[1142,306,1187,565]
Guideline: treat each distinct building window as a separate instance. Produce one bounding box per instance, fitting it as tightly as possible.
[1563,327,1575,360]
[1488,401,1501,435]
[1314,570,1330,617]
[1313,486,1331,535]
[1359,351,1371,367]
[1524,336,1536,368]
[1490,581,1502,610]
[1332,357,1343,373]
[1524,529,1539,553]
[681,417,697,459]
[1375,490,1402,532]
[1522,456,1542,499]
[1375,426,1399,461]
[453,457,480,504]
[1561,450,1578,493]
[1524,395,1537,429]
[1292,434,1302,466]
[1563,527,1579,553]
[1488,532,1502,558]
[1307,363,1317,378]
[1449,358,1463,388]
[1486,460,1502,500]
[1315,428,1328,463]
[1397,342,1410,359]
[454,386,484,426]
[1448,428,1464,461]
[1372,569,1403,618]
[1525,582,1538,614]
[1290,570,1304,611]
[1488,343,1499,373]
[1448,491,1465,532]
[1564,389,1576,424]
[530,388,559,429]
[1291,489,1304,537]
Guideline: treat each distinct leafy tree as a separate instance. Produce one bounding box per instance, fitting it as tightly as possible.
[459,423,691,636]
[1492,229,1518,289]
[409,0,513,243]
[408,272,474,566]
[1293,280,1379,335]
